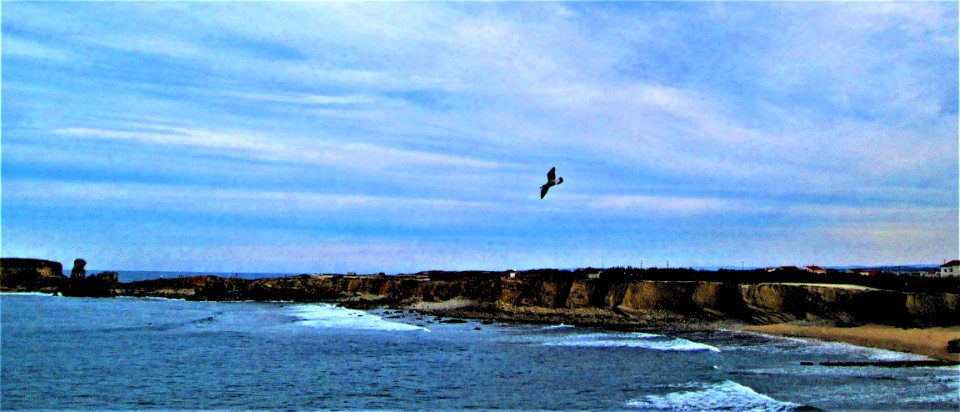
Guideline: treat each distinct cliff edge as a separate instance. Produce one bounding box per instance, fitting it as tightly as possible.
[0,258,66,293]
[4,260,958,331]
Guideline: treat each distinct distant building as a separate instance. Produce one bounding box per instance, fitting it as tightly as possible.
[585,270,603,279]
[940,260,960,277]
[848,269,879,277]
[804,265,827,274]
[505,270,517,279]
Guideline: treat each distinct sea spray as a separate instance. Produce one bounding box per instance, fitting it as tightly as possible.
[288,303,429,332]
[626,380,802,411]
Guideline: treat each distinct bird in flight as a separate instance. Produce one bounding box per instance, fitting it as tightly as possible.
[540,166,564,199]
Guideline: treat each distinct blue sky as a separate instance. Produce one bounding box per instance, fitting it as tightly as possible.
[2,2,957,273]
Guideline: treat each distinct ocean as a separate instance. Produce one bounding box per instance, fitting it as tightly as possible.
[2,293,957,410]
[101,270,300,283]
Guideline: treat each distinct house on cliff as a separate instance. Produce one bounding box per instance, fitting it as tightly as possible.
[941,260,960,277]
[804,265,827,274]
[767,266,800,273]
[584,270,603,279]
[848,268,879,276]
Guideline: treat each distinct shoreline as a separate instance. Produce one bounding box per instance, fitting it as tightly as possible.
[418,303,960,363]
[739,322,960,362]
[6,291,960,363]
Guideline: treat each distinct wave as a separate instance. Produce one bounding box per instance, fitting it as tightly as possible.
[0,291,60,297]
[720,331,930,361]
[541,332,720,353]
[626,380,803,411]
[902,391,960,405]
[288,303,428,332]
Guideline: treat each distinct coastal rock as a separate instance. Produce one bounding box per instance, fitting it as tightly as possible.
[62,269,120,298]
[566,280,597,308]
[123,276,213,299]
[10,259,957,330]
[89,271,119,284]
[0,258,66,292]
[947,339,960,354]
[70,259,87,281]
[904,293,960,327]
[737,283,911,326]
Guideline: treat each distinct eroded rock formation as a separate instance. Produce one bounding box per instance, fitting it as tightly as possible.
[0,258,66,292]
[4,259,958,329]
[112,273,960,329]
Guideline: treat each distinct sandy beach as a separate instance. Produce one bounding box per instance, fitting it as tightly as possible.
[740,323,960,362]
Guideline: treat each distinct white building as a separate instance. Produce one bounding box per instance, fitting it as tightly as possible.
[940,260,959,277]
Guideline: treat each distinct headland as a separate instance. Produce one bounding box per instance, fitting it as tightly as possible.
[3,258,959,361]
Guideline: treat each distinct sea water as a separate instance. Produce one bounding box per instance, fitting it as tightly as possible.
[2,294,957,410]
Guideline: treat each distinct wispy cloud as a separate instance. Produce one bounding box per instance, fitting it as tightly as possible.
[4,179,495,216]
[586,194,734,215]
[225,91,381,106]
[52,124,504,170]
[1,34,73,62]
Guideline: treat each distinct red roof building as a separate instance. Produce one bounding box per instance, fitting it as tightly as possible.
[848,268,879,276]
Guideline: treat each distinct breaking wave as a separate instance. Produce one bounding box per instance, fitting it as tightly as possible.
[722,331,930,361]
[542,323,575,330]
[541,332,720,352]
[288,303,428,332]
[626,380,803,411]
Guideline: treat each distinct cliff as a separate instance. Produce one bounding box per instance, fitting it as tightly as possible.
[1,258,122,296]
[0,258,66,292]
[113,273,960,329]
[4,259,958,329]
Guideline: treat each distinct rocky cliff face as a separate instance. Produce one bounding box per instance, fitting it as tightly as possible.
[733,283,960,327]
[0,258,66,292]
[6,258,956,328]
[0,257,122,296]
[117,274,960,328]
[62,270,120,297]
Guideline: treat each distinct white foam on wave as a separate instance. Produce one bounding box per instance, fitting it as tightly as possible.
[542,323,575,330]
[542,332,720,352]
[723,330,931,361]
[782,337,928,361]
[902,391,960,405]
[0,291,60,297]
[906,370,960,405]
[288,304,428,332]
[626,380,801,411]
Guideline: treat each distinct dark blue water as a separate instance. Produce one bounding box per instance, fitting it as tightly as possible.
[2,293,957,410]
[100,270,299,283]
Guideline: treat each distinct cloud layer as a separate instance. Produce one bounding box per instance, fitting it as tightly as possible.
[2,2,957,272]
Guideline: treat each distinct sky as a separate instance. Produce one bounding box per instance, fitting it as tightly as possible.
[2,2,957,273]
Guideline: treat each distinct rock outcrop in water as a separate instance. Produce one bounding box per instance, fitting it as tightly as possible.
[0,258,66,293]
[1,258,120,297]
[4,259,959,329]
[70,259,87,281]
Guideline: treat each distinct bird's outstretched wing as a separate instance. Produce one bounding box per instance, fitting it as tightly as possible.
[547,167,556,181]
[540,185,550,199]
